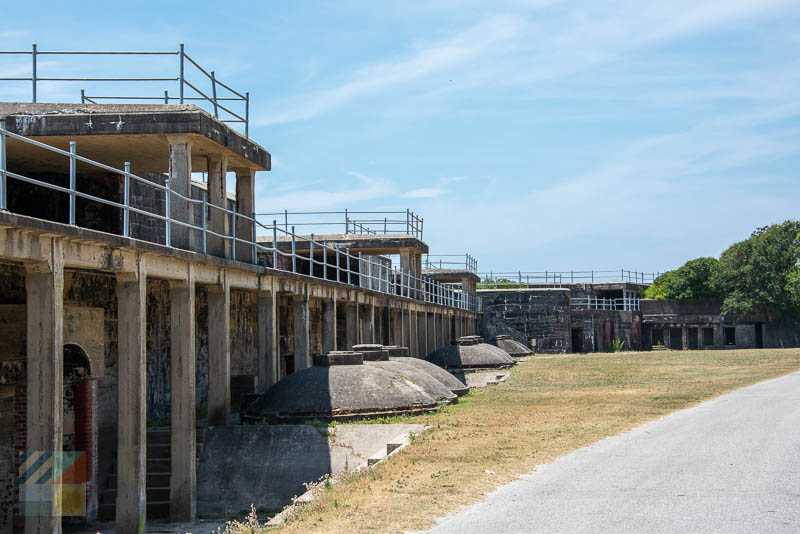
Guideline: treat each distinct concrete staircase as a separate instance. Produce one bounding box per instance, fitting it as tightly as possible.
[100,428,205,519]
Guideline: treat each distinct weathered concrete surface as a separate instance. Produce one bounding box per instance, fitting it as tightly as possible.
[366,360,457,404]
[1,103,270,172]
[389,356,470,396]
[196,423,426,517]
[426,336,515,370]
[491,335,533,357]
[243,360,438,423]
[424,371,800,534]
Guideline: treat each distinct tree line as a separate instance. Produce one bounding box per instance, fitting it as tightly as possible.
[644,221,800,324]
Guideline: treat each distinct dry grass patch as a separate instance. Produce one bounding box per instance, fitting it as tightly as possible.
[250,348,800,533]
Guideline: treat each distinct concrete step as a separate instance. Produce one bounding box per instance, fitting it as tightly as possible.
[99,500,170,520]
[106,472,171,489]
[100,486,170,505]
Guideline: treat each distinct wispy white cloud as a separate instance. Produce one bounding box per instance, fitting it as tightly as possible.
[255,15,523,125]
[404,187,447,199]
[256,170,395,212]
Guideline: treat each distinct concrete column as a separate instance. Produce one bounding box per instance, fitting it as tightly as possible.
[418,312,427,358]
[322,298,337,353]
[437,312,445,349]
[169,271,195,522]
[24,247,64,534]
[234,167,256,263]
[207,155,229,258]
[115,261,147,534]
[391,309,402,346]
[345,302,358,350]
[455,313,462,340]
[403,306,411,350]
[427,312,436,355]
[167,135,192,251]
[682,325,689,350]
[257,291,279,392]
[408,310,418,357]
[382,300,392,345]
[207,278,231,426]
[361,299,375,344]
[293,290,311,370]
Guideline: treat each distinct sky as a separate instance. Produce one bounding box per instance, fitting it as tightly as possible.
[2,0,799,274]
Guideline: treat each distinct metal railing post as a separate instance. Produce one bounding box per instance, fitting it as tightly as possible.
[346,247,351,285]
[164,90,169,104]
[291,226,297,273]
[123,162,131,237]
[245,92,250,138]
[165,179,172,247]
[200,191,207,254]
[80,89,85,104]
[272,219,277,268]
[344,208,348,234]
[179,43,185,104]
[210,71,219,118]
[252,215,257,265]
[31,43,37,103]
[231,200,237,262]
[309,233,314,276]
[68,141,77,225]
[323,239,328,280]
[0,116,5,211]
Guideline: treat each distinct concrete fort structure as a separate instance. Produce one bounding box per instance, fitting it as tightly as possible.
[0,103,480,534]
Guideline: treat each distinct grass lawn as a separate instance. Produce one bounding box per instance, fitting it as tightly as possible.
[245,348,800,533]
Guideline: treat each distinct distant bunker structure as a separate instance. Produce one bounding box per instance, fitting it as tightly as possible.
[490,335,533,357]
[426,336,516,370]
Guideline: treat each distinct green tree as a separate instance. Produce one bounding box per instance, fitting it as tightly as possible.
[712,221,800,323]
[644,257,722,300]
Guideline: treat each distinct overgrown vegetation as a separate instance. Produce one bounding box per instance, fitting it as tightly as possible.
[645,220,800,323]
[220,348,800,533]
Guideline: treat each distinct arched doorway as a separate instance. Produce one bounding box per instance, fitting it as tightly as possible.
[62,344,98,523]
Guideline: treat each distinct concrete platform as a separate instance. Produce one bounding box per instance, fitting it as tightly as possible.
[1,102,270,173]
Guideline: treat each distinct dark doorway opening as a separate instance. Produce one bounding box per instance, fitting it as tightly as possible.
[724,327,736,346]
[754,323,763,348]
[571,328,584,353]
[652,328,664,348]
[687,328,699,350]
[669,327,683,350]
[703,327,714,347]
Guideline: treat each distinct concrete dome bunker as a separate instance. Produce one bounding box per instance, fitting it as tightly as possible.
[243,351,441,424]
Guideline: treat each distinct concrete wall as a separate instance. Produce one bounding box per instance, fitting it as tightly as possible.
[479,289,571,353]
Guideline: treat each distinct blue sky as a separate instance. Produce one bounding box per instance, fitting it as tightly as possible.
[2,1,799,273]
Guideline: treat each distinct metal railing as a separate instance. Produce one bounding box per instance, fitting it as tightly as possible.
[478,269,660,288]
[571,296,641,311]
[256,209,424,240]
[0,43,250,136]
[423,254,478,272]
[0,121,478,312]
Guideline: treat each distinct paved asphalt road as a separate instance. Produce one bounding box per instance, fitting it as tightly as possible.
[424,371,800,534]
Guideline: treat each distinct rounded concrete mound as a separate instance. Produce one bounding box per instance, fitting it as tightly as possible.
[243,351,439,423]
[425,336,516,370]
[385,346,470,396]
[490,335,534,357]
[367,358,458,405]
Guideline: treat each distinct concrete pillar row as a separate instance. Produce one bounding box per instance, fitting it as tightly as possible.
[322,298,337,353]
[207,154,229,258]
[361,299,375,344]
[345,301,358,350]
[207,276,231,426]
[257,291,279,391]
[427,311,436,355]
[169,269,196,522]
[293,289,311,370]
[233,167,256,263]
[115,259,147,534]
[166,135,193,251]
[408,309,418,357]
[24,242,65,534]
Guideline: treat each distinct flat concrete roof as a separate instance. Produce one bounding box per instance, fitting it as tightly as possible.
[1,103,270,174]
[422,269,480,283]
[256,233,429,255]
